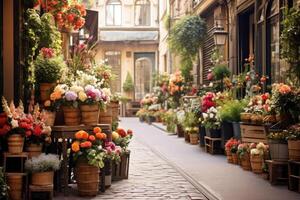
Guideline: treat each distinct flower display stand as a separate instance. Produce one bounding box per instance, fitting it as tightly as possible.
[288,160,300,192]
[204,136,223,154]
[265,160,288,185]
[112,151,130,181]
[29,184,54,200]
[240,123,268,144]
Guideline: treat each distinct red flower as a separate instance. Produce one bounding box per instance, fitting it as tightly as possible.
[117,128,127,137]
[26,130,32,137]
[33,125,42,136]
[127,129,133,135]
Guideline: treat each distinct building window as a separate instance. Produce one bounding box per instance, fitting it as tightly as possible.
[135,0,151,26]
[266,0,280,83]
[106,0,122,26]
[104,51,121,92]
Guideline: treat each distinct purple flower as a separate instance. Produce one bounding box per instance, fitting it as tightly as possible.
[65,91,78,101]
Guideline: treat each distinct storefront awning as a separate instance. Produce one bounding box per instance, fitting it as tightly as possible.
[99,31,158,42]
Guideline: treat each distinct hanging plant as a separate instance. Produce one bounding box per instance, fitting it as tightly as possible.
[280,7,300,85]
[168,15,206,83]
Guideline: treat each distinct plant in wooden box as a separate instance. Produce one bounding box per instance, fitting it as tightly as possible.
[25,153,60,186]
[250,142,268,174]
[1,98,27,154]
[225,138,240,164]
[112,128,133,180]
[287,124,300,161]
[71,127,107,196]
[35,47,66,102]
[0,167,9,200]
[237,143,251,170]
[267,131,289,161]
[25,105,52,159]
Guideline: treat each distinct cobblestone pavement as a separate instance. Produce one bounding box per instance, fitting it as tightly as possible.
[55,138,208,200]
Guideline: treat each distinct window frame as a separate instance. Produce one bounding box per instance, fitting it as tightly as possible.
[134,0,151,26]
[106,0,122,26]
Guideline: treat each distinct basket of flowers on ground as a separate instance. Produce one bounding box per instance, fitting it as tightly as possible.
[237,143,251,170]
[225,138,240,164]
[111,128,133,180]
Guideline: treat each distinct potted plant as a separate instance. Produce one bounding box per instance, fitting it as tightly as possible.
[42,99,60,126]
[287,124,300,161]
[25,153,60,186]
[176,109,185,138]
[201,107,221,138]
[123,72,134,98]
[0,167,8,200]
[267,130,289,161]
[1,98,26,154]
[183,111,199,145]
[71,127,106,196]
[237,143,251,171]
[35,47,66,102]
[250,143,267,174]
[225,138,240,164]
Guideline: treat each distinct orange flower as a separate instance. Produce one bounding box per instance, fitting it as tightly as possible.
[75,130,84,140]
[102,133,107,140]
[82,131,89,140]
[93,127,102,134]
[278,84,291,94]
[44,100,51,107]
[95,132,103,139]
[50,91,62,101]
[80,141,92,148]
[71,142,80,152]
[88,135,96,142]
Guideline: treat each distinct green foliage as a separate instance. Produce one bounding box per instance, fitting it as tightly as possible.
[168,15,206,83]
[212,64,231,80]
[39,13,62,54]
[219,100,247,122]
[0,167,8,199]
[280,7,300,85]
[123,72,134,92]
[182,112,198,130]
[35,55,66,83]
[25,154,61,173]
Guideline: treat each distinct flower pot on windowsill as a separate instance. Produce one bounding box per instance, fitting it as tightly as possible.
[40,83,56,102]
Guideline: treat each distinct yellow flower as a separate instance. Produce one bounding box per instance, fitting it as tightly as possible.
[78,91,87,102]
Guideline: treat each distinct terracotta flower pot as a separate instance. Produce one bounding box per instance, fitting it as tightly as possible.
[7,134,24,154]
[26,143,43,159]
[6,174,23,200]
[31,171,54,186]
[40,83,56,102]
[288,140,300,161]
[75,161,100,196]
[189,134,199,145]
[62,106,81,126]
[80,104,100,125]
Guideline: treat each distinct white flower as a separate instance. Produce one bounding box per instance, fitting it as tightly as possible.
[209,82,213,87]
[202,113,208,119]
[11,119,19,128]
[97,145,102,150]
[209,113,214,118]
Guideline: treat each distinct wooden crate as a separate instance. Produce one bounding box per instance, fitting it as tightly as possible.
[265,160,288,185]
[112,152,130,181]
[288,160,300,193]
[240,124,268,144]
[204,136,223,155]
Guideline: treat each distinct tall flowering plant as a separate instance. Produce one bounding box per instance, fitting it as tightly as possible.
[201,92,216,112]
[168,71,185,107]
[200,107,221,130]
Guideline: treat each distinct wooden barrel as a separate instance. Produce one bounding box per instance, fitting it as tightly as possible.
[40,83,56,102]
[189,134,199,145]
[26,144,42,159]
[268,140,288,161]
[7,135,24,154]
[250,155,263,173]
[6,174,23,200]
[226,149,233,163]
[75,162,100,196]
[44,111,56,126]
[288,140,300,161]
[62,106,81,126]
[31,171,54,186]
[99,106,112,124]
[110,102,119,121]
[80,104,99,125]
[241,153,251,171]
[232,153,238,164]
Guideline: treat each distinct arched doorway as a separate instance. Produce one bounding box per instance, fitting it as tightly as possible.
[134,52,155,100]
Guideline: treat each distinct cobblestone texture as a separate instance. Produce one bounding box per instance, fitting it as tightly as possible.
[55,139,207,200]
